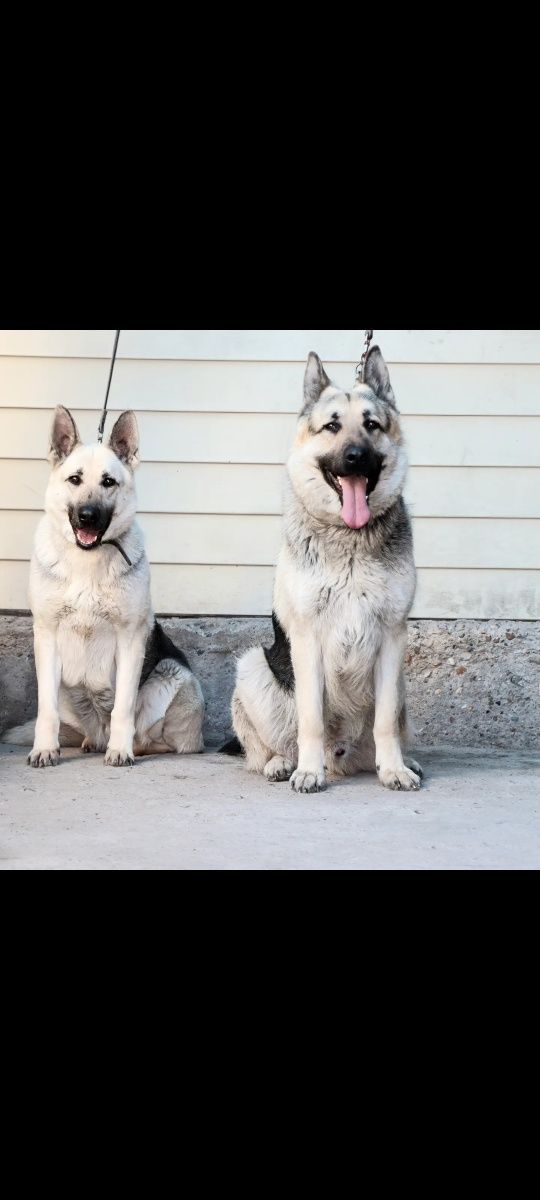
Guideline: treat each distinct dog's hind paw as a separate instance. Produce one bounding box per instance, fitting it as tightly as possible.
[378,765,422,792]
[265,756,294,783]
[291,768,327,795]
[104,748,135,768]
[405,758,424,780]
[28,747,60,769]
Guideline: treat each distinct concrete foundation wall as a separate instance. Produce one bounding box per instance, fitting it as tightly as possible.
[0,615,538,750]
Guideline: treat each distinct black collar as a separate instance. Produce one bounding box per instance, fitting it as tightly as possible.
[102,539,133,567]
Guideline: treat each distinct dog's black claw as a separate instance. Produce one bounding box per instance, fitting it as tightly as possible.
[104,752,135,768]
[29,749,60,768]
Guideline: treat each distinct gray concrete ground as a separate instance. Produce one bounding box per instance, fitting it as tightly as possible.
[1,743,539,871]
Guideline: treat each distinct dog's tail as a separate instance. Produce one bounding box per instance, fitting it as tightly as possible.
[220,736,244,757]
[2,720,35,746]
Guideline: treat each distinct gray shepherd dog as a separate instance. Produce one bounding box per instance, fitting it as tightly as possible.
[5,407,204,766]
[228,347,423,794]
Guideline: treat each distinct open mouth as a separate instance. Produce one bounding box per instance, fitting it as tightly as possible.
[75,529,103,549]
[322,469,372,530]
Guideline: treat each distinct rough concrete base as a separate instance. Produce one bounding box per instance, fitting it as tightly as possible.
[1,744,539,871]
[0,615,539,750]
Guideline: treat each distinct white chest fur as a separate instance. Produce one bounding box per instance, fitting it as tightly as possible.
[274,542,416,716]
[56,610,118,691]
[29,519,152,694]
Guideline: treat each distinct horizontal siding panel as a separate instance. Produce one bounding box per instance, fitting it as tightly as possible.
[2,330,540,364]
[1,409,539,467]
[0,461,287,516]
[0,513,280,567]
[0,562,30,610]
[0,409,281,464]
[0,330,115,358]
[2,513,538,570]
[0,357,122,411]
[2,461,540,519]
[0,409,293,465]
[406,468,540,519]
[1,561,538,619]
[406,417,540,468]
[0,561,276,617]
[0,462,51,509]
[117,329,540,364]
[1,358,540,416]
[414,520,540,570]
[413,570,540,620]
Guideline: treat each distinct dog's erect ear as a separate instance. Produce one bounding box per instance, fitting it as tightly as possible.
[49,406,81,463]
[363,347,397,408]
[108,411,140,468]
[302,352,332,414]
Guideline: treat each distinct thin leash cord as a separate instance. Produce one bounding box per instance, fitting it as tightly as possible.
[98,329,121,443]
[97,329,133,566]
[357,329,374,382]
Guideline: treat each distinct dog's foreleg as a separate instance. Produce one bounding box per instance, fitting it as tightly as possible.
[105,628,146,767]
[289,629,326,794]
[29,625,62,767]
[374,626,421,792]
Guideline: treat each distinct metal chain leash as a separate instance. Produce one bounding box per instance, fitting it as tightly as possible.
[357,329,374,382]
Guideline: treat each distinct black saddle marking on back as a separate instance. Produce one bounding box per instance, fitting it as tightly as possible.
[140,621,191,687]
[264,613,295,694]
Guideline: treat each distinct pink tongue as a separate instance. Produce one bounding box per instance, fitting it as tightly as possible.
[77,530,98,546]
[338,477,371,529]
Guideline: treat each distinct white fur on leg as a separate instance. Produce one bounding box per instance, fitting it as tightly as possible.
[374,627,422,792]
[289,627,327,794]
[264,756,294,783]
[30,625,62,767]
[105,626,146,767]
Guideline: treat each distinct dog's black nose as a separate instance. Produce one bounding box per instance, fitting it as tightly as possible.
[78,506,100,527]
[344,446,366,471]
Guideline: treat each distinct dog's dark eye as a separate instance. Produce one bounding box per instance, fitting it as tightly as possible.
[365,420,381,434]
[324,422,341,435]
[68,475,82,487]
[102,477,118,489]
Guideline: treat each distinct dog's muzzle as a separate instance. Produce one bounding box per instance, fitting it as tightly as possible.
[69,504,113,550]
[320,444,384,530]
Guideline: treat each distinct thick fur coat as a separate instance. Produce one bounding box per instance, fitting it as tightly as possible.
[5,407,204,766]
[230,348,422,793]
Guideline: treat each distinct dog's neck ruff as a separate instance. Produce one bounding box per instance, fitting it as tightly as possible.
[286,490,410,564]
[101,538,133,567]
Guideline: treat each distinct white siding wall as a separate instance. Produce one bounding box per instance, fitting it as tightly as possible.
[0,329,539,618]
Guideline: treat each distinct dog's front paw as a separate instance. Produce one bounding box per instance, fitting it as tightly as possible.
[265,756,294,783]
[28,747,60,769]
[378,764,422,792]
[104,747,135,768]
[291,768,327,794]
